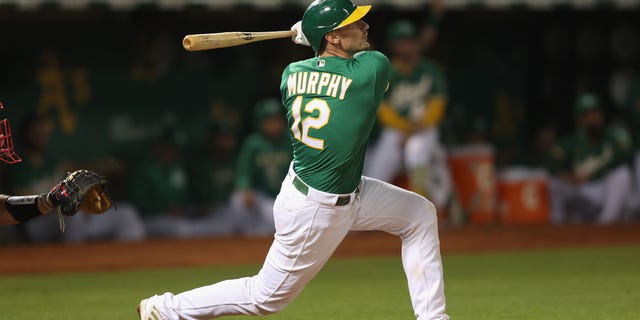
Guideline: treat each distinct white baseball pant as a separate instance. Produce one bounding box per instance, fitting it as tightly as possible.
[145,165,449,320]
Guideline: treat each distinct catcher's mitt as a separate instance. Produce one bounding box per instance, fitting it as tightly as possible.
[48,170,112,230]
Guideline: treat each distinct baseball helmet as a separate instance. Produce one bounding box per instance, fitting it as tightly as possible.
[0,102,22,164]
[302,0,372,53]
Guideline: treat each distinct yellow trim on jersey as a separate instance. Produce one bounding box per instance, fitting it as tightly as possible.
[378,101,412,132]
[421,96,446,127]
[336,5,371,29]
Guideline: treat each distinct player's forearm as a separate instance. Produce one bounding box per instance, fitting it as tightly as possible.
[0,195,18,225]
[378,103,411,131]
[0,194,54,226]
[420,96,447,127]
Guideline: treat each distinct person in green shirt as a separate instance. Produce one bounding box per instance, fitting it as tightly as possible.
[138,1,449,319]
[546,93,633,224]
[366,19,452,211]
[188,121,239,236]
[231,98,292,236]
[623,72,640,198]
[127,130,193,238]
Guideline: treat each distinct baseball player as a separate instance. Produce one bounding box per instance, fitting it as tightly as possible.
[138,1,449,319]
[0,171,108,227]
[231,98,292,236]
[546,93,633,224]
[366,19,452,210]
[0,104,110,227]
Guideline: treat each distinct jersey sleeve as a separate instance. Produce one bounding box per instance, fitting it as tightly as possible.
[354,50,391,103]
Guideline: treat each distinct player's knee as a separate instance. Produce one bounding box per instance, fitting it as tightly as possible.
[407,196,437,233]
[415,198,438,230]
[419,198,438,225]
[255,297,291,315]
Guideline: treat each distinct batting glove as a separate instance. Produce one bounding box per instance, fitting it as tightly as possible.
[291,21,311,47]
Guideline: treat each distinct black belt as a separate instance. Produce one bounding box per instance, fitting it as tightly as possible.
[292,175,354,206]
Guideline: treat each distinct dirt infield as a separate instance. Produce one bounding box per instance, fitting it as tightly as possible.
[1,224,639,275]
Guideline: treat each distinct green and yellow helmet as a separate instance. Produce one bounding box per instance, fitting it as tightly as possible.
[302,0,371,53]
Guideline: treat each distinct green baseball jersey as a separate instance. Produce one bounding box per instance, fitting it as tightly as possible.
[386,58,447,120]
[236,133,292,197]
[280,50,390,194]
[546,126,633,181]
[191,155,236,205]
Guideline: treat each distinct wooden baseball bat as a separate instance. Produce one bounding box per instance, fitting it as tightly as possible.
[183,30,294,51]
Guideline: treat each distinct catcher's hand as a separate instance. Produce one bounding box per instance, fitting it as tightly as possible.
[48,169,112,216]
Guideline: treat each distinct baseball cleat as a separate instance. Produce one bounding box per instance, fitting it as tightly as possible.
[138,298,163,320]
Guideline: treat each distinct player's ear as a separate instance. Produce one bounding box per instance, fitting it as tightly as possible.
[324,32,340,46]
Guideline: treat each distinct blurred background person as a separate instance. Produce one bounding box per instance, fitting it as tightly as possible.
[231,98,292,236]
[623,69,640,204]
[546,93,633,225]
[188,121,239,236]
[366,16,452,211]
[127,128,193,238]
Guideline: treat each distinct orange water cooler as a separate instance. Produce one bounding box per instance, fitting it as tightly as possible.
[497,168,550,225]
[448,144,497,225]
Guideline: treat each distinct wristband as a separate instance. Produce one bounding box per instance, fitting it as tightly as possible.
[6,195,43,222]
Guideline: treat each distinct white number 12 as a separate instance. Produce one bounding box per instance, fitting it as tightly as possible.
[290,96,331,150]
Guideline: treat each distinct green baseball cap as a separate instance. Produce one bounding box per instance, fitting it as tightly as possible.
[387,20,417,43]
[254,98,283,126]
[302,0,372,53]
[575,93,600,115]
